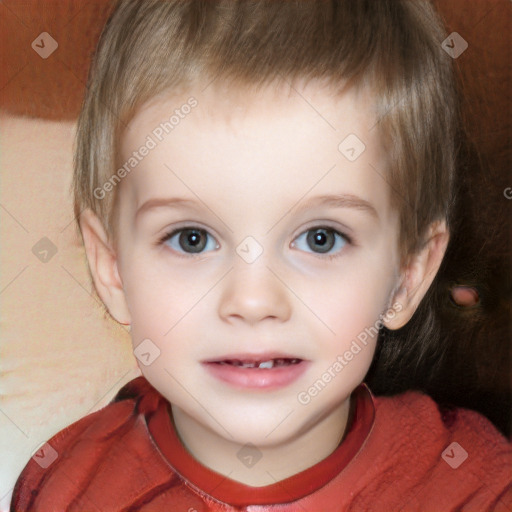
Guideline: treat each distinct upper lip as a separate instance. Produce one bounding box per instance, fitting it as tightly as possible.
[202,352,305,363]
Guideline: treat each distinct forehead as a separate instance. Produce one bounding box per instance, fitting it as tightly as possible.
[118,80,393,225]
[125,79,376,141]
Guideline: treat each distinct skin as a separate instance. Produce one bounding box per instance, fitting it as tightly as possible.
[80,80,449,486]
[451,286,479,306]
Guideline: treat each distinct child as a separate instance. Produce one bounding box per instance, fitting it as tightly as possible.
[11,0,511,510]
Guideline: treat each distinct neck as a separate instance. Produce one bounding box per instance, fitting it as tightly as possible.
[170,397,352,487]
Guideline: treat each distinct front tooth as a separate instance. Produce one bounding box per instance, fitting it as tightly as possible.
[258,360,274,369]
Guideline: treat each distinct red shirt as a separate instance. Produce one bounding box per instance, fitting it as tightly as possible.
[11,377,512,511]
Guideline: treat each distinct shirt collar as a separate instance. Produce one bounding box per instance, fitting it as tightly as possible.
[142,381,375,506]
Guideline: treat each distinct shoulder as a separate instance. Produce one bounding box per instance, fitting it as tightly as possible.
[373,389,511,458]
[363,389,512,509]
[10,377,161,512]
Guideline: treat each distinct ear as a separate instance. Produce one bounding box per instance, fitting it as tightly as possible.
[383,219,449,330]
[79,209,131,326]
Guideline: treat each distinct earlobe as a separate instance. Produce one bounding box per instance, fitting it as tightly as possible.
[79,209,131,326]
[383,220,450,330]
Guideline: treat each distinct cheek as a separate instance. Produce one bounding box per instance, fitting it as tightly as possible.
[305,263,393,347]
[121,255,207,340]
[121,260,206,387]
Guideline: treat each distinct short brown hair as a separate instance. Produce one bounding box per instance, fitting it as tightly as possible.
[73,0,460,269]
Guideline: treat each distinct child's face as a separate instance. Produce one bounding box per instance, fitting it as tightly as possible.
[114,81,402,448]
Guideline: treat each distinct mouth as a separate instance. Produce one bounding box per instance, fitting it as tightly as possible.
[212,358,303,369]
[202,353,309,390]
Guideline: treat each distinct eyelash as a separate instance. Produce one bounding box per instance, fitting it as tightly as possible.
[157,225,353,259]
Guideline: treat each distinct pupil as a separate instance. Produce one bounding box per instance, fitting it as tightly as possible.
[179,229,206,253]
[315,232,326,245]
[307,228,334,253]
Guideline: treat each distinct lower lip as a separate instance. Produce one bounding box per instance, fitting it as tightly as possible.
[202,361,309,390]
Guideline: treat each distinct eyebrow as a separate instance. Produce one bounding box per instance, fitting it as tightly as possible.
[293,194,379,221]
[135,197,199,220]
[135,193,379,222]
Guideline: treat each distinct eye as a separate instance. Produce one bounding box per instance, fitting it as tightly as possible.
[160,227,219,254]
[291,227,350,256]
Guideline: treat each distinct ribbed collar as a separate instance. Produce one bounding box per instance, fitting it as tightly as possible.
[140,381,375,507]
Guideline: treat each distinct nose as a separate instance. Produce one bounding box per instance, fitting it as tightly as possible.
[217,261,292,325]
